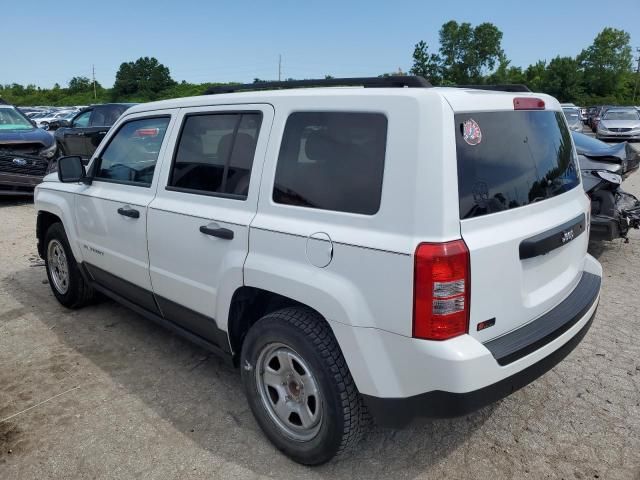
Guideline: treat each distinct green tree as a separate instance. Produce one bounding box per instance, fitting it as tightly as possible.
[112,57,175,100]
[525,61,547,92]
[541,56,584,102]
[438,21,503,84]
[409,40,442,84]
[68,76,91,93]
[579,28,632,99]
[486,54,525,85]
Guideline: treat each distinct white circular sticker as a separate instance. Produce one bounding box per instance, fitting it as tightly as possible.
[462,118,482,146]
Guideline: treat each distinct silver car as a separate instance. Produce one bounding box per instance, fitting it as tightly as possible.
[562,107,583,132]
[596,108,640,141]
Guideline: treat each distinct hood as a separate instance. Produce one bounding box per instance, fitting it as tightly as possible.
[599,119,640,129]
[0,127,54,149]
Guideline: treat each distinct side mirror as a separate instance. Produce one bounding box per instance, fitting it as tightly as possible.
[57,156,87,183]
[58,119,71,129]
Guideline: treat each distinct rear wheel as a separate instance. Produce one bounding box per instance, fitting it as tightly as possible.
[241,307,369,465]
[44,223,94,308]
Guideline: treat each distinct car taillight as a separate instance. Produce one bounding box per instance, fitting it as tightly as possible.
[413,240,470,341]
[513,97,545,110]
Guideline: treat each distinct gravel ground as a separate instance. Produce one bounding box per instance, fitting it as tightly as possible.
[1,146,640,479]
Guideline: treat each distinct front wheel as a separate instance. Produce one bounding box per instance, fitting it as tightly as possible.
[241,307,369,465]
[44,223,94,308]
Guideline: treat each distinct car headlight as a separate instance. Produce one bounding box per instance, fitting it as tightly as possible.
[40,142,57,159]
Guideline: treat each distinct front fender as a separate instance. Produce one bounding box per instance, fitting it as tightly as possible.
[35,184,83,262]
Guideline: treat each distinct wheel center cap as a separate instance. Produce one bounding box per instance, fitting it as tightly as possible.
[287,379,303,400]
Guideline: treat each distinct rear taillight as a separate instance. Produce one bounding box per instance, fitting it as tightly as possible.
[513,97,545,110]
[413,240,470,341]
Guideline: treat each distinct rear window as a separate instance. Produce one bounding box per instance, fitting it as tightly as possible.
[456,111,579,220]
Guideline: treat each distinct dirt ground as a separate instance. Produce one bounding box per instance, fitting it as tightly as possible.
[1,162,640,479]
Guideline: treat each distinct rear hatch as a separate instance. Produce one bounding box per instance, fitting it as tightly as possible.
[452,100,588,342]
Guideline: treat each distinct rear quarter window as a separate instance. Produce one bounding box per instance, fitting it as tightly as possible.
[456,110,580,220]
[273,112,387,215]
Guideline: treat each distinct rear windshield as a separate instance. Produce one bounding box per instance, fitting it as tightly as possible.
[456,111,579,220]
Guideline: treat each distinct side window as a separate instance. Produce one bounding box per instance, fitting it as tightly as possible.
[94,116,170,187]
[273,112,387,215]
[91,105,127,127]
[72,110,91,128]
[168,112,262,199]
[89,107,106,126]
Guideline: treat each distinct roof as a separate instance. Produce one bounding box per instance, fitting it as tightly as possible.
[125,85,560,116]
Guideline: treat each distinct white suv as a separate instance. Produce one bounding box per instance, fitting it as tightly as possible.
[35,77,602,465]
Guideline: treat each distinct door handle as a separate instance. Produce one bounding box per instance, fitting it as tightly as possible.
[199,223,234,240]
[117,206,140,219]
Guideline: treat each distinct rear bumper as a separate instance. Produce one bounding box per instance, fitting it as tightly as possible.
[363,307,596,427]
[335,257,602,428]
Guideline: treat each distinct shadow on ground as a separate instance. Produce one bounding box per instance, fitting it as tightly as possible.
[2,265,495,478]
[0,196,33,208]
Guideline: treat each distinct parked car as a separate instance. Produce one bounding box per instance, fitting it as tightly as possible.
[572,132,640,240]
[579,156,640,241]
[52,103,135,159]
[580,107,588,121]
[35,77,602,465]
[0,103,57,195]
[35,110,77,129]
[572,131,639,177]
[595,107,640,141]
[563,107,583,131]
[590,105,614,132]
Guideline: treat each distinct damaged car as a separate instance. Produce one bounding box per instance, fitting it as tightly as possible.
[572,132,640,241]
[0,102,57,195]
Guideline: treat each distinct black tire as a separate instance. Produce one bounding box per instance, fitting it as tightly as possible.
[44,222,94,309]
[241,307,369,465]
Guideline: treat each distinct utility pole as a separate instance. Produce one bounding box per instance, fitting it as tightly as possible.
[633,48,640,104]
[92,64,97,100]
[278,54,282,82]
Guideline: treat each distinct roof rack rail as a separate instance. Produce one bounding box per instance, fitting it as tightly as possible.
[205,75,432,95]
[452,84,532,93]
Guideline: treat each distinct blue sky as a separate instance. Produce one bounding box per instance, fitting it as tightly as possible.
[4,0,639,88]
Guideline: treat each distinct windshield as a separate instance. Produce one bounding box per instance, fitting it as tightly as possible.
[563,108,580,121]
[603,110,639,121]
[456,111,580,220]
[0,107,34,130]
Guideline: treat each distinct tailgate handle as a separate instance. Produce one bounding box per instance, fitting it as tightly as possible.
[519,213,585,260]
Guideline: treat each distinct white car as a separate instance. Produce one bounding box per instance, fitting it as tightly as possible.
[34,77,602,465]
[35,110,76,129]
